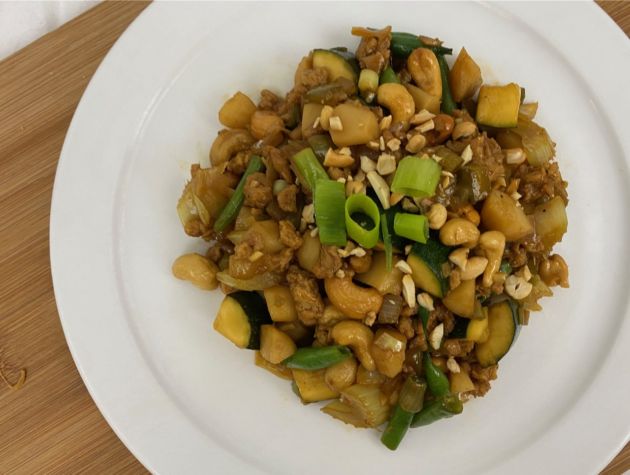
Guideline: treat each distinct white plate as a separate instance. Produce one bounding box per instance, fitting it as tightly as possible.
[50,3,630,474]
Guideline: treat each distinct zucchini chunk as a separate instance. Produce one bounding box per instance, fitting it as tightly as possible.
[475,301,518,366]
[406,239,451,297]
[476,83,521,128]
[312,49,358,83]
[213,291,271,349]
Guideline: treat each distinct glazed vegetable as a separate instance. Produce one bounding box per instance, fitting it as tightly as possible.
[314,179,347,246]
[356,252,403,295]
[260,325,297,364]
[292,148,329,192]
[393,213,429,243]
[391,156,441,198]
[345,194,381,248]
[534,196,568,249]
[437,54,456,114]
[448,48,482,102]
[390,31,453,57]
[293,369,339,402]
[410,393,463,427]
[381,375,427,450]
[213,155,264,232]
[283,345,352,370]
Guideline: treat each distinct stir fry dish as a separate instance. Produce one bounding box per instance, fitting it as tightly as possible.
[172,27,569,449]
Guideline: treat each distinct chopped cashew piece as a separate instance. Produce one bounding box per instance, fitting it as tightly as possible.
[395,260,413,274]
[417,292,434,311]
[367,171,391,210]
[402,274,416,308]
[478,231,506,288]
[429,323,444,350]
[447,357,461,374]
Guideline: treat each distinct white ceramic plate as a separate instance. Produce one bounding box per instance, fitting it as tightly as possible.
[50,3,630,474]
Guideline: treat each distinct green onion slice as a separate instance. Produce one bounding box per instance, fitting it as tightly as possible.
[292,147,329,192]
[214,155,264,232]
[394,213,429,243]
[391,156,441,198]
[345,194,380,248]
[314,179,347,246]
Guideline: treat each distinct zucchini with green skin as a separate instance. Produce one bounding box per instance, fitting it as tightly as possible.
[475,300,519,366]
[312,49,359,83]
[406,238,451,297]
[213,291,271,349]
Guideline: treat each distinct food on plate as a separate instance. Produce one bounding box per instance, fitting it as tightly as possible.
[173,26,569,449]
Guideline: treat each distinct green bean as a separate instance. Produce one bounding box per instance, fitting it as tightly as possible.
[390,32,453,58]
[214,155,264,232]
[282,345,351,370]
[381,405,414,450]
[423,352,450,397]
[410,393,463,428]
[379,66,400,85]
[381,375,427,450]
[437,54,457,114]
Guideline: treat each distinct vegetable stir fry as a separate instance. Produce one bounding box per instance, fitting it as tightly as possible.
[173,26,569,449]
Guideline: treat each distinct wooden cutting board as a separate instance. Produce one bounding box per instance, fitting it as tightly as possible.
[0,2,627,473]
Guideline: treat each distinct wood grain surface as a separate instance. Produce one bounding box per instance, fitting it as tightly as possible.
[0,2,627,474]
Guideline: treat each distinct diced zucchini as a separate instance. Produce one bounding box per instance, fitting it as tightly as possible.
[476,83,521,128]
[449,370,475,394]
[481,190,534,242]
[407,239,451,297]
[534,196,567,250]
[442,279,476,318]
[466,310,489,342]
[213,291,271,349]
[312,49,358,83]
[356,252,403,295]
[260,325,297,364]
[263,286,298,322]
[292,369,339,403]
[254,351,293,380]
[475,301,518,367]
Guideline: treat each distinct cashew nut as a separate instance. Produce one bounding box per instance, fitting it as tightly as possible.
[331,321,376,371]
[376,83,415,125]
[457,204,481,226]
[325,275,383,319]
[460,256,488,280]
[172,253,219,290]
[209,129,255,166]
[324,357,358,392]
[538,254,569,288]
[439,218,480,248]
[478,230,506,288]
[504,275,533,300]
[407,48,442,98]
